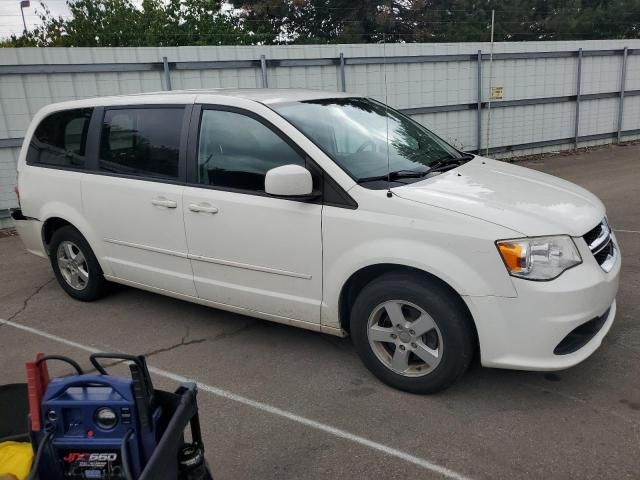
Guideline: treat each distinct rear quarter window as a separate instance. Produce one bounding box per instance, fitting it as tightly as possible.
[27,108,93,168]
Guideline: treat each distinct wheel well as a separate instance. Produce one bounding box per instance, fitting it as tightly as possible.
[42,217,73,254]
[338,264,479,352]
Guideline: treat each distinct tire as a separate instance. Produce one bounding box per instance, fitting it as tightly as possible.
[350,272,474,394]
[49,225,108,301]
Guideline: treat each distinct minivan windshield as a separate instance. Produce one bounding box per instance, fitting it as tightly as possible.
[272,97,467,184]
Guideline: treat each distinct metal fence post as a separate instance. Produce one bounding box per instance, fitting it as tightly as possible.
[162,56,172,91]
[260,54,268,88]
[476,50,482,153]
[339,53,346,92]
[617,47,628,143]
[574,48,582,149]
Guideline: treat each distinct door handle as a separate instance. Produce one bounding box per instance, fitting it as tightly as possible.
[188,203,219,214]
[151,197,177,209]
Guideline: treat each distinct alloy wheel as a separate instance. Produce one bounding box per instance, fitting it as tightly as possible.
[57,240,89,291]
[367,300,443,377]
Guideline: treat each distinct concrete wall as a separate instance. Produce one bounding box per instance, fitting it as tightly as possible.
[2,40,640,226]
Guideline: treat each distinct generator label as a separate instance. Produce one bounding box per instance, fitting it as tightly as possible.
[60,450,124,479]
[64,452,118,462]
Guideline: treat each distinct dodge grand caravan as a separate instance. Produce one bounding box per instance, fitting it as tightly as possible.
[12,89,620,393]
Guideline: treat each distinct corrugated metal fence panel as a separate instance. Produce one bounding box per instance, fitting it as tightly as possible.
[0,147,19,213]
[2,40,640,217]
[581,54,623,95]
[483,102,576,149]
[415,110,477,151]
[623,96,640,131]
[484,56,578,100]
[625,54,640,91]
[580,98,620,136]
[266,44,339,91]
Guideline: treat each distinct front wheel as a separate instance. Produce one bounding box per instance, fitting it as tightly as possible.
[350,272,474,394]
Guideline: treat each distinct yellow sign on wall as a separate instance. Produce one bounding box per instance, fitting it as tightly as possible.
[490,86,504,99]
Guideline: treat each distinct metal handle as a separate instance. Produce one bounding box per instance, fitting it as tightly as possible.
[90,352,144,375]
[151,197,177,209]
[188,203,218,214]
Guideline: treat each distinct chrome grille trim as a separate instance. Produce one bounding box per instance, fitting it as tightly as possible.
[592,237,612,256]
[600,244,617,272]
[587,221,611,253]
[583,219,616,273]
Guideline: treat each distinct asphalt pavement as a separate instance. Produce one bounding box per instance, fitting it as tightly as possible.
[1,143,639,479]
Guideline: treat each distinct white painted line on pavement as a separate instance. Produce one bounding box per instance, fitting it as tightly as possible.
[614,229,640,234]
[0,317,472,480]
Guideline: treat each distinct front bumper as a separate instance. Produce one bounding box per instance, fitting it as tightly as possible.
[465,236,621,371]
[11,209,47,258]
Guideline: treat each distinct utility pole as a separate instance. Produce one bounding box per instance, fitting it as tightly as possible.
[20,1,30,33]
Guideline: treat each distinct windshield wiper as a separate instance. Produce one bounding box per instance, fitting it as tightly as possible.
[357,169,430,184]
[357,154,474,184]
[428,153,475,173]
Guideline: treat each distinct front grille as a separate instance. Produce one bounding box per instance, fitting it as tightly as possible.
[583,223,603,246]
[594,241,613,265]
[554,307,610,355]
[582,219,615,272]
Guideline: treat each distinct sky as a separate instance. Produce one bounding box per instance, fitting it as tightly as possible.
[0,0,235,40]
[0,0,70,39]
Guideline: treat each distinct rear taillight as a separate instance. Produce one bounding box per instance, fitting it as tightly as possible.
[14,184,21,208]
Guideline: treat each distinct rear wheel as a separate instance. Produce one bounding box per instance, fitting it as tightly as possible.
[350,272,474,394]
[49,226,108,301]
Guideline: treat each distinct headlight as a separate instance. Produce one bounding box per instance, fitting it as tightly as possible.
[496,236,582,281]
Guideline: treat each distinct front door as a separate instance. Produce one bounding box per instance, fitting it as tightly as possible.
[182,107,323,324]
[82,106,197,297]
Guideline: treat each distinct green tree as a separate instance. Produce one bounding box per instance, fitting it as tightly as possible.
[3,0,640,47]
[2,0,248,47]
[233,0,640,43]
[232,0,397,44]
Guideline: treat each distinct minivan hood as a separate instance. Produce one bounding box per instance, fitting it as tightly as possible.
[394,157,605,237]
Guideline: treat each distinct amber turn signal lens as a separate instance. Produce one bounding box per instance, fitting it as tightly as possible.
[497,242,526,272]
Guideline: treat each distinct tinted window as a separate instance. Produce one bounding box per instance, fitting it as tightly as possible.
[99,108,183,179]
[197,110,305,192]
[27,108,92,167]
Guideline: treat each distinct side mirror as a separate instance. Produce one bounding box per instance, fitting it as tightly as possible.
[265,164,319,200]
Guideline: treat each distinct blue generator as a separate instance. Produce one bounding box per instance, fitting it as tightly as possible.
[28,354,161,480]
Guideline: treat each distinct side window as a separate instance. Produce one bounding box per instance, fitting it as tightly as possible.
[27,108,92,167]
[197,110,305,192]
[99,107,183,179]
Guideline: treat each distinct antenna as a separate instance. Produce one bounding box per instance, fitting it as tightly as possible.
[383,32,392,198]
[485,9,495,156]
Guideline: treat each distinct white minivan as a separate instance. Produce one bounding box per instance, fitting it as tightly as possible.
[12,89,620,393]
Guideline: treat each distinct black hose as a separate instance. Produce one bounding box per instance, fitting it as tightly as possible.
[26,431,54,480]
[121,429,135,480]
[35,355,84,375]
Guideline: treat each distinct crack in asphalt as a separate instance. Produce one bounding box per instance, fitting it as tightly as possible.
[85,321,258,372]
[30,318,256,375]
[84,337,208,374]
[142,337,208,358]
[3,277,54,324]
[210,321,257,341]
